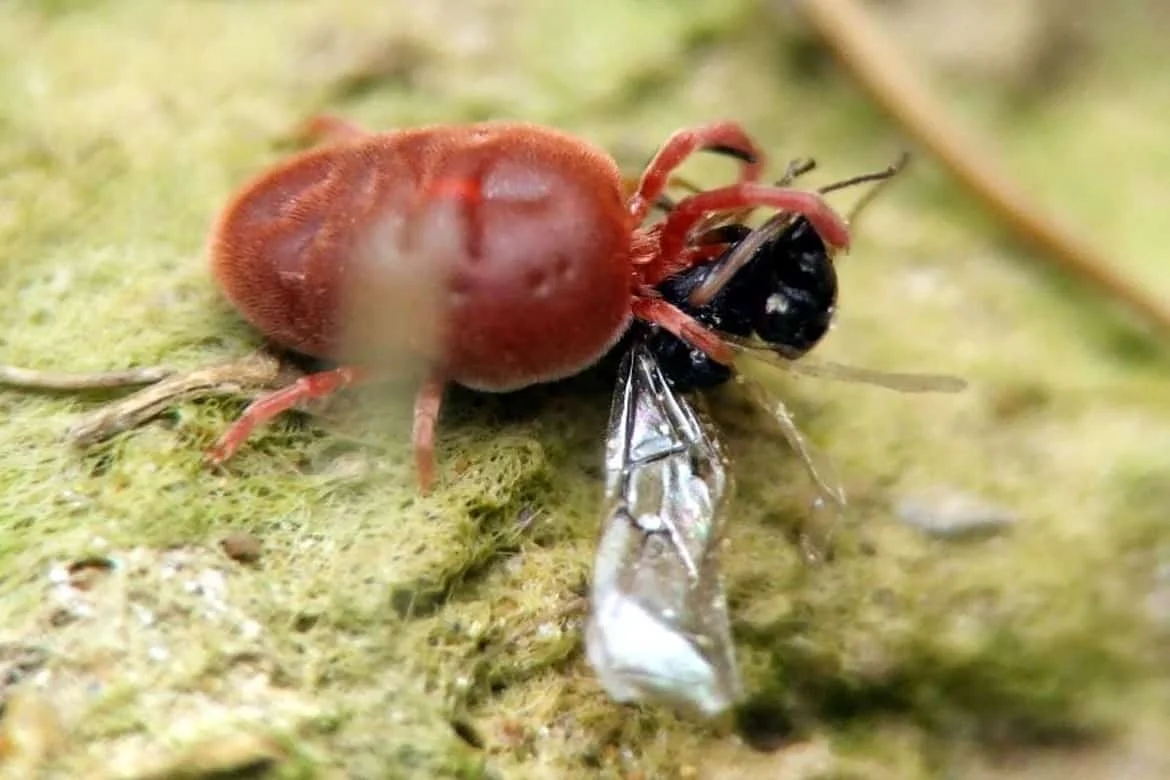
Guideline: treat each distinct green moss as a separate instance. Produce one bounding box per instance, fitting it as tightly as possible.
[1,0,1169,777]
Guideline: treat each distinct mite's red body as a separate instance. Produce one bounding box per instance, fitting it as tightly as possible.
[212,124,633,391]
[207,116,851,491]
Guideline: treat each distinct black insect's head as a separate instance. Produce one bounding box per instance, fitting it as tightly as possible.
[750,216,837,359]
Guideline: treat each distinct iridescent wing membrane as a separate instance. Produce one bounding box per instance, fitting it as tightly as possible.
[585,340,741,718]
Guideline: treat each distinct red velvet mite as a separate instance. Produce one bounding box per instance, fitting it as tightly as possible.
[206,116,851,491]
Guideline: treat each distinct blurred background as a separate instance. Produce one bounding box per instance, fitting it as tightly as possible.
[1,1,1168,777]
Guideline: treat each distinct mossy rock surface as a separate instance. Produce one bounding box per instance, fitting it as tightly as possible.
[2,2,1169,777]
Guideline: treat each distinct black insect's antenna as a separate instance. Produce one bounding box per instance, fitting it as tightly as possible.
[827,151,911,226]
[818,152,909,197]
[776,157,818,186]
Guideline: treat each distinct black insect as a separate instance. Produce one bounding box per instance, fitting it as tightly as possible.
[587,155,965,719]
[639,157,905,392]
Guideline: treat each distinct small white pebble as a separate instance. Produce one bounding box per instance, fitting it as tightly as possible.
[198,569,227,596]
[1145,561,1170,631]
[131,603,156,626]
[896,488,1018,540]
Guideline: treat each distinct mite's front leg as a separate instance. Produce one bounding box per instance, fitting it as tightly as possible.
[206,365,367,465]
[627,122,766,224]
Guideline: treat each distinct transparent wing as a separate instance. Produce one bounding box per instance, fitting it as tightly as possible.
[585,341,741,718]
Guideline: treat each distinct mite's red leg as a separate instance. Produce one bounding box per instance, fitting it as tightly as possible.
[412,376,445,494]
[298,114,371,146]
[632,296,735,366]
[628,122,766,224]
[206,366,366,465]
[645,183,851,284]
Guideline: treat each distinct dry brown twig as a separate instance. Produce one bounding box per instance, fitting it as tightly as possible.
[793,0,1170,337]
[0,350,295,449]
[65,350,293,448]
[0,364,176,391]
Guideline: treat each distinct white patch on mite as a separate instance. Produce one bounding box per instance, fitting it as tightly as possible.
[482,162,554,204]
[335,203,453,369]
